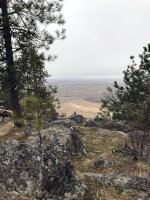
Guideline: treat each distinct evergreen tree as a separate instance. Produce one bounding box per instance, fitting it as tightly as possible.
[21,93,59,147]
[0,47,53,108]
[0,0,65,120]
[16,47,50,98]
[100,44,150,129]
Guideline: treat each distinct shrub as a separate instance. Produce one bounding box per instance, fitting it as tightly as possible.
[21,87,59,146]
[128,131,150,162]
[100,44,150,130]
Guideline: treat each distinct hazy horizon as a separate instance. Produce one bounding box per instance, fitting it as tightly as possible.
[46,0,150,78]
[48,75,123,80]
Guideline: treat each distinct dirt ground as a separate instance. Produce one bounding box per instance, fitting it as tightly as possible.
[0,119,26,143]
[0,121,14,137]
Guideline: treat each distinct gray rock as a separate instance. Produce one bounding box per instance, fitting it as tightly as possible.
[115,121,130,133]
[85,119,101,127]
[141,194,150,200]
[103,120,130,133]
[85,116,104,128]
[48,119,73,128]
[94,116,104,122]
[84,173,150,192]
[68,114,86,125]
[94,158,111,168]
[0,121,86,200]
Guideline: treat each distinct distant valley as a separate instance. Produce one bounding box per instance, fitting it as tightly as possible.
[48,78,123,118]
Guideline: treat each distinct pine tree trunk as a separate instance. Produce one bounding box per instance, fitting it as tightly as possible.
[1,0,22,119]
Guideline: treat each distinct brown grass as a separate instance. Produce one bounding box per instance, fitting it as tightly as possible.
[0,121,26,143]
[73,126,150,200]
[0,121,149,200]
[0,121,14,137]
[58,99,100,119]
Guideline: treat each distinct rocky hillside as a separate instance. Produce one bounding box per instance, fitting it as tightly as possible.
[0,114,150,200]
[73,126,150,200]
[0,119,86,200]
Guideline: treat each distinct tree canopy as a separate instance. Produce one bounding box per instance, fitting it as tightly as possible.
[0,0,65,61]
[0,0,65,122]
[100,44,150,130]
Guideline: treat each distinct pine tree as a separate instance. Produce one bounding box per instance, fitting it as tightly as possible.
[0,0,65,120]
[16,47,50,98]
[100,44,150,129]
[21,94,59,147]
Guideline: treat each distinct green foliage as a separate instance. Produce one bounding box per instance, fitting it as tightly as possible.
[11,114,24,127]
[100,44,150,130]
[0,46,58,111]
[21,88,58,145]
[16,47,50,98]
[114,186,123,195]
[0,0,66,62]
[0,90,11,109]
[22,88,59,127]
[84,191,92,200]
[0,0,65,119]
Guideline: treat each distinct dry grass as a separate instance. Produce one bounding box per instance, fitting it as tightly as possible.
[0,121,26,143]
[0,120,38,143]
[80,178,141,200]
[73,126,150,200]
[58,99,100,119]
[0,121,150,200]
[0,121,14,137]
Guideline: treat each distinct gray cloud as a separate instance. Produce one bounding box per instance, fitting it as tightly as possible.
[46,0,150,78]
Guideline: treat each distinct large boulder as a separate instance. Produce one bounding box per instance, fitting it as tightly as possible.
[0,121,86,200]
[68,113,86,125]
[85,116,103,128]
[115,121,130,133]
[46,120,86,156]
[85,119,101,128]
[85,119,101,127]
[103,120,130,133]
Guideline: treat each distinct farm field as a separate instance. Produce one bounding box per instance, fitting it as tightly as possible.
[49,78,122,118]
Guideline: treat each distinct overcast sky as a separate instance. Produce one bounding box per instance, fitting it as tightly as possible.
[46,0,150,78]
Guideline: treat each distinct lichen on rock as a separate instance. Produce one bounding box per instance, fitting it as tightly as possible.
[0,120,86,200]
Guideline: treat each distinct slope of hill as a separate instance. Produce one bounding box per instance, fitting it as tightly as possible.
[73,126,150,200]
[0,116,150,200]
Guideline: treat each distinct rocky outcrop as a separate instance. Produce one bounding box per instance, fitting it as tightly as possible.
[103,120,130,133]
[68,113,86,125]
[47,120,86,156]
[0,120,86,200]
[85,116,103,128]
[115,121,130,133]
[85,119,101,128]
[84,172,150,192]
